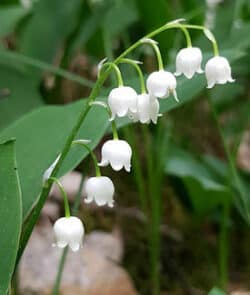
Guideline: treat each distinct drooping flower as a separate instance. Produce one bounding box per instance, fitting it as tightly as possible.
[108,86,137,120]
[84,176,115,207]
[133,94,160,124]
[99,139,132,172]
[175,47,203,79]
[205,56,235,88]
[53,216,84,252]
[146,70,178,101]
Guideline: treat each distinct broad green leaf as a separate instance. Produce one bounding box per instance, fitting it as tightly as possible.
[0,139,22,295]
[19,0,82,68]
[135,0,173,61]
[0,5,27,37]
[104,0,139,37]
[69,1,113,56]
[0,65,43,130]
[165,148,232,214]
[0,99,109,220]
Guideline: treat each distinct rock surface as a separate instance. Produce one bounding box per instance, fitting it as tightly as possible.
[50,171,83,202]
[19,224,138,295]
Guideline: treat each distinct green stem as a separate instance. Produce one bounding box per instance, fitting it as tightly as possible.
[49,177,70,218]
[89,101,119,140]
[119,58,146,93]
[208,97,249,290]
[52,165,87,295]
[111,122,119,140]
[0,50,94,88]
[72,141,101,176]
[142,125,160,295]
[123,126,147,213]
[179,26,192,47]
[181,24,219,56]
[208,98,250,221]
[17,20,216,266]
[219,202,230,290]
[100,62,123,86]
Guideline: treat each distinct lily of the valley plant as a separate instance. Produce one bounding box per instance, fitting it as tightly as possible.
[38,19,234,256]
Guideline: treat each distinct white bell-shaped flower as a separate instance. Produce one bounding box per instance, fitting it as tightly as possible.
[85,176,115,207]
[205,56,235,88]
[53,216,84,252]
[146,70,178,101]
[99,139,132,172]
[175,47,203,79]
[108,86,137,120]
[136,94,160,124]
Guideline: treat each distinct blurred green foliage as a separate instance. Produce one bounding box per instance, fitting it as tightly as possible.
[0,0,250,294]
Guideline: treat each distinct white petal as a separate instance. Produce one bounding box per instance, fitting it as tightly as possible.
[85,176,115,207]
[69,242,80,252]
[205,56,234,88]
[108,86,137,119]
[99,140,132,172]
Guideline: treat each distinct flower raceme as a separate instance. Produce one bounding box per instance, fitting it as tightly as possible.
[108,86,137,120]
[175,47,203,79]
[84,176,115,207]
[205,56,235,88]
[99,139,132,172]
[53,216,84,252]
[146,70,178,102]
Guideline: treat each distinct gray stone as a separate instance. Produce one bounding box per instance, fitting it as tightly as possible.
[19,224,138,295]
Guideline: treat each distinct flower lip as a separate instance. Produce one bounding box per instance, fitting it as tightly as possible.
[99,139,132,172]
[146,70,178,101]
[205,56,235,88]
[175,47,203,79]
[108,86,137,120]
[53,216,84,252]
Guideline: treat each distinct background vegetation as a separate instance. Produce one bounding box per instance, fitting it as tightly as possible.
[0,0,250,294]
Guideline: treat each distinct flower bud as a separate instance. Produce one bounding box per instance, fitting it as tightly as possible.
[99,139,132,172]
[146,70,178,101]
[84,176,115,207]
[53,217,84,252]
[175,47,203,79]
[205,56,235,88]
[108,86,137,120]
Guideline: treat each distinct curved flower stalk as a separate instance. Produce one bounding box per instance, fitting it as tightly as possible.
[99,61,138,120]
[72,139,116,207]
[48,177,85,252]
[117,58,161,124]
[141,38,179,102]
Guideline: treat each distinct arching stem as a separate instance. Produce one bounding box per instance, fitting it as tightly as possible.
[119,58,146,93]
[72,141,101,176]
[49,177,70,218]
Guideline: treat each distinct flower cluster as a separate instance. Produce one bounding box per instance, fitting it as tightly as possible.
[44,21,234,252]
